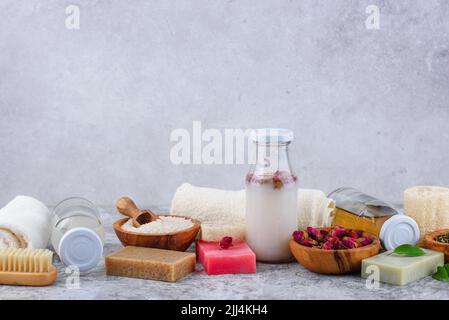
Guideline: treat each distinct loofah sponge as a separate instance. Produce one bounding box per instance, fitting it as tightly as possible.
[404,186,449,238]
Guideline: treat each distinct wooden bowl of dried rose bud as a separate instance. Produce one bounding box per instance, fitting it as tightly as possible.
[424,229,449,263]
[289,226,381,274]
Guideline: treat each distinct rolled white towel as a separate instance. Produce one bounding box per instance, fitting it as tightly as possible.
[170,183,246,226]
[297,189,335,230]
[170,183,335,241]
[0,196,51,249]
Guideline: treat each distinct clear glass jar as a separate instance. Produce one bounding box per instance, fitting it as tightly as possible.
[328,187,419,250]
[245,128,298,262]
[51,197,105,272]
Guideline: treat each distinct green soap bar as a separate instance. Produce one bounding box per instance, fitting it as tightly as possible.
[361,249,444,286]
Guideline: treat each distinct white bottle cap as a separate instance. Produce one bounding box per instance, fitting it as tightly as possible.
[251,128,294,143]
[379,214,420,250]
[58,227,103,273]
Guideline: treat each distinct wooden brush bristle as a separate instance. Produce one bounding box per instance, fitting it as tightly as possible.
[0,248,53,273]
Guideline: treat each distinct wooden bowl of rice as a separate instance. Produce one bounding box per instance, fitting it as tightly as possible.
[113,211,201,252]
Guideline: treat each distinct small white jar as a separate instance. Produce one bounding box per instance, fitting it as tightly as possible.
[50,197,105,272]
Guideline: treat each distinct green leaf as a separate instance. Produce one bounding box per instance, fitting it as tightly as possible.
[393,244,426,256]
[432,266,449,282]
[445,264,449,275]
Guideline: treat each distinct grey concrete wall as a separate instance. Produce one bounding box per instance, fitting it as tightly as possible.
[0,0,448,207]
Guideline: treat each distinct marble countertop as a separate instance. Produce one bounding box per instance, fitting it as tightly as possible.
[1,207,448,300]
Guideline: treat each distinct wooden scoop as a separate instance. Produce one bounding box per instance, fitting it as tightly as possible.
[116,197,158,227]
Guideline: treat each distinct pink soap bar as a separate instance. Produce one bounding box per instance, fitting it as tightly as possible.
[196,240,256,275]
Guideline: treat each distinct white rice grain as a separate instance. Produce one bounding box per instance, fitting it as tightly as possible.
[121,216,193,234]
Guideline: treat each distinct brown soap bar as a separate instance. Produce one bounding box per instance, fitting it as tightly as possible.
[105,246,196,282]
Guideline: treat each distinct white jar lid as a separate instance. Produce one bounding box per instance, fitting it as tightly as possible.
[251,128,294,143]
[58,227,103,273]
[379,214,420,250]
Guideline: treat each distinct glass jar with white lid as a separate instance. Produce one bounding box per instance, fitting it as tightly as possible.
[245,128,298,263]
[50,197,105,272]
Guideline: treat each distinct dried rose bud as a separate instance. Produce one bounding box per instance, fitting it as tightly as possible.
[342,237,358,249]
[322,240,336,250]
[272,175,283,190]
[356,236,373,247]
[306,227,322,240]
[320,229,329,236]
[331,227,347,239]
[347,230,360,239]
[219,236,233,249]
[282,174,297,184]
[300,238,318,247]
[333,239,344,249]
[292,230,308,243]
[326,236,339,243]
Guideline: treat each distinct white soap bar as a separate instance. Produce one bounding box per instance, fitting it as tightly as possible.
[361,249,444,286]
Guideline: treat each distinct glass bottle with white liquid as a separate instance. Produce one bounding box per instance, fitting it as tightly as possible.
[51,197,105,272]
[246,128,298,262]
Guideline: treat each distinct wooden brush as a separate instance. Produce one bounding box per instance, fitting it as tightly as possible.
[0,248,57,286]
